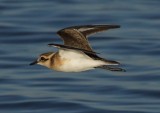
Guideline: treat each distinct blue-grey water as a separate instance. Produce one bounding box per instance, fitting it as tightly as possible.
[0,0,160,113]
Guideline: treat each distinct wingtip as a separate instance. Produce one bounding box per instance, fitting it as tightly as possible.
[109,24,120,28]
[116,25,121,28]
[93,24,121,30]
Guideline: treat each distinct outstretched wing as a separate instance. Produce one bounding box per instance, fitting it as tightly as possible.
[57,25,120,51]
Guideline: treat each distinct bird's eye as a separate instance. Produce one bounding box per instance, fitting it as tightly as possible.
[40,57,46,61]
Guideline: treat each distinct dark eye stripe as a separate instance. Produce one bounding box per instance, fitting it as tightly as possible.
[40,57,49,62]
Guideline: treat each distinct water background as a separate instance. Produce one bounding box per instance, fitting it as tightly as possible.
[0,0,160,113]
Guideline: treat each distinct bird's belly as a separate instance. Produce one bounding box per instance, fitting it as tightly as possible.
[54,50,106,72]
[57,59,104,72]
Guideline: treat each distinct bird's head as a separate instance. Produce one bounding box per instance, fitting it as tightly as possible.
[30,52,55,68]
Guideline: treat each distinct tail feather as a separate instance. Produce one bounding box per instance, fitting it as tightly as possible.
[96,65,126,72]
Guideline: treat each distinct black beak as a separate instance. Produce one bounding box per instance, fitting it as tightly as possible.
[29,60,38,65]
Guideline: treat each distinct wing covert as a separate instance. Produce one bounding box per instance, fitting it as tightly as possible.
[57,25,120,51]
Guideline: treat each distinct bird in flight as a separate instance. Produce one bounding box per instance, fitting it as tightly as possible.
[30,25,125,72]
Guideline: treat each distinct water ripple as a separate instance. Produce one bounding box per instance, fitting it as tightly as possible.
[1,0,160,113]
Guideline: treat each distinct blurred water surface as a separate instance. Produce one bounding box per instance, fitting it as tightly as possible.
[0,0,160,113]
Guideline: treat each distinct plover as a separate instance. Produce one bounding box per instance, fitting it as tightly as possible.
[30,25,125,72]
